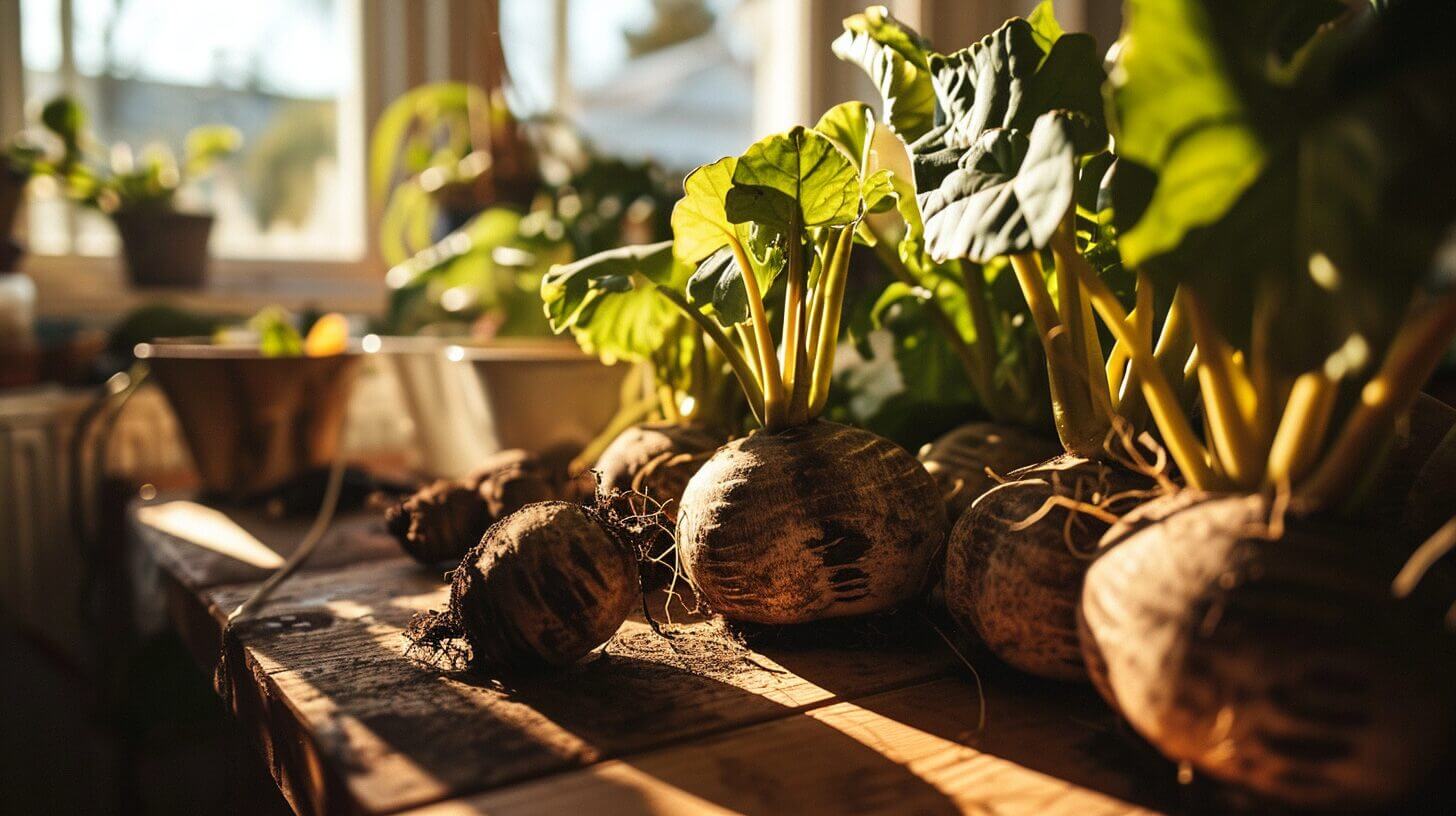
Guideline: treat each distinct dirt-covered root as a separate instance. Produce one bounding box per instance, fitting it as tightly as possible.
[918,422,1062,524]
[676,420,946,625]
[595,422,724,522]
[408,501,641,670]
[1080,491,1456,811]
[943,454,1155,682]
[386,449,559,565]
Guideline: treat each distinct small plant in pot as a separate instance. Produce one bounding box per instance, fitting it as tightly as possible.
[1077,0,1456,809]
[653,118,947,625]
[40,96,241,288]
[842,4,1179,680]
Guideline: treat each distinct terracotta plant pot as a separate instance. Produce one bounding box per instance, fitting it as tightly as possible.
[1080,491,1456,811]
[383,338,625,479]
[137,341,362,500]
[111,209,214,288]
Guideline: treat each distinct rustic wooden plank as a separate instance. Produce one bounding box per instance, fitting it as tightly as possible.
[408,677,1177,816]
[132,497,402,592]
[185,556,961,815]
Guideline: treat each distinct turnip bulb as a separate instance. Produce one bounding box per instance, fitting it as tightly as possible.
[944,455,1155,681]
[919,422,1063,523]
[676,420,946,625]
[406,501,641,669]
[1080,491,1456,810]
[595,422,724,522]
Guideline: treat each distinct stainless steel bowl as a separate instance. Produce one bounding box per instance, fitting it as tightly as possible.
[380,337,624,479]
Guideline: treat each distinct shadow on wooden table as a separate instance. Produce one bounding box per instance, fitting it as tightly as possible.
[209,560,960,815]
[755,609,1194,815]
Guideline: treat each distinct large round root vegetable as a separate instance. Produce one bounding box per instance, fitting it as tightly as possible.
[944,455,1154,681]
[595,422,724,521]
[676,420,945,624]
[1080,491,1456,811]
[918,422,1062,523]
[407,501,641,669]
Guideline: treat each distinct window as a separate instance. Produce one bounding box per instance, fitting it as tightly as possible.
[501,0,757,173]
[17,0,364,261]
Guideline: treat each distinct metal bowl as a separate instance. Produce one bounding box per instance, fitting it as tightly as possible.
[380,337,625,479]
[135,340,363,499]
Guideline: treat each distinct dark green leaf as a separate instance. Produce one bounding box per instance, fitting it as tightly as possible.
[919,112,1078,263]
[832,7,937,141]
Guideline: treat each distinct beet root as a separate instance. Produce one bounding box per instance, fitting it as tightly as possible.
[386,449,558,565]
[1080,491,1456,811]
[944,454,1155,681]
[675,420,946,625]
[918,421,1062,523]
[408,501,641,669]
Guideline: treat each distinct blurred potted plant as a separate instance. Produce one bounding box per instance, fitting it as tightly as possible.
[1,137,43,270]
[39,96,242,288]
[371,82,538,267]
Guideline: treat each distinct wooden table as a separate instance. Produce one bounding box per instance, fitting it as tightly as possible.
[131,497,1189,816]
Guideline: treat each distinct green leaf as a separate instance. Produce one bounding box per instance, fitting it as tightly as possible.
[724,126,863,230]
[919,112,1079,263]
[1027,0,1066,51]
[814,102,874,169]
[927,19,1106,155]
[249,307,304,357]
[1115,0,1456,373]
[832,6,937,142]
[671,156,742,262]
[541,241,691,363]
[687,248,752,326]
[184,125,242,175]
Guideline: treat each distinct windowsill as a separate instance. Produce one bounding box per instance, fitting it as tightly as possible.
[22,253,388,322]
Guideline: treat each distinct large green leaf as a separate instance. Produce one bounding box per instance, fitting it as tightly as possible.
[1116,0,1456,372]
[724,126,863,230]
[541,240,691,363]
[832,6,937,142]
[919,112,1078,263]
[927,17,1106,155]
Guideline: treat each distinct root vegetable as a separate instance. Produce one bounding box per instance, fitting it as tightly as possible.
[1080,491,1456,811]
[944,455,1155,681]
[918,421,1062,523]
[595,422,723,522]
[407,501,641,669]
[676,420,946,624]
[386,449,558,565]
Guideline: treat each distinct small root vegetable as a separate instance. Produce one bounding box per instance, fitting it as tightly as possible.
[1080,491,1456,811]
[944,454,1155,681]
[594,422,723,589]
[386,449,558,565]
[595,422,724,521]
[406,501,642,669]
[918,421,1062,523]
[676,420,946,625]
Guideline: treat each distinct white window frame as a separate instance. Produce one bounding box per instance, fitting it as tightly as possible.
[0,0,503,318]
[0,0,1108,320]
